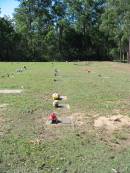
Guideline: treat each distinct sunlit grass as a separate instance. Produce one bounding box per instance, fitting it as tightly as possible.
[0,62,130,172]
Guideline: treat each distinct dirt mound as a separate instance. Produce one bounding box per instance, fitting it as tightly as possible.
[94,115,130,131]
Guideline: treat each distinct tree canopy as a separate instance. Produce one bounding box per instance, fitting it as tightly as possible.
[0,0,130,62]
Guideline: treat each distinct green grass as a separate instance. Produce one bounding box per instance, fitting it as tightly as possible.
[1,61,130,172]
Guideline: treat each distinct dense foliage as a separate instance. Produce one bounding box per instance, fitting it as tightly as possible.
[0,0,130,62]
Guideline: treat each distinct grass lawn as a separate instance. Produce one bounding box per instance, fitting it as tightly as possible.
[1,61,130,172]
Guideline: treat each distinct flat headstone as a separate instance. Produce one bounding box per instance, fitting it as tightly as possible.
[0,89,23,94]
[0,104,9,108]
[58,104,70,110]
[61,117,72,124]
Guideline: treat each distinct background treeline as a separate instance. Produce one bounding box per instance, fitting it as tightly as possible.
[0,0,130,62]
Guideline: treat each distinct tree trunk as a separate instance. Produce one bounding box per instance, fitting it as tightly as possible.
[83,23,86,50]
[58,24,63,53]
[127,51,128,61]
[123,53,125,63]
[128,37,130,63]
[119,39,122,62]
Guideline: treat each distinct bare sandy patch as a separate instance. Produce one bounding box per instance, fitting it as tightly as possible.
[94,115,130,132]
[111,63,130,73]
[70,112,86,127]
[84,68,92,73]
[0,89,23,94]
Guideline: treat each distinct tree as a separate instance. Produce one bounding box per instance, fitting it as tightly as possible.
[100,0,130,62]
[3,0,130,62]
[0,16,22,61]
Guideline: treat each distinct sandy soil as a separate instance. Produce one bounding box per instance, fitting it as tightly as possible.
[94,115,130,132]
